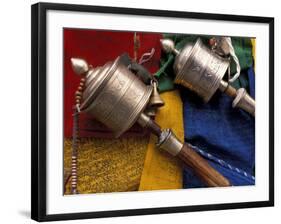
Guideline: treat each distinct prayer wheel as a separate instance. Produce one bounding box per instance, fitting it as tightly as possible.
[71,55,230,188]
[160,38,255,116]
[74,56,153,138]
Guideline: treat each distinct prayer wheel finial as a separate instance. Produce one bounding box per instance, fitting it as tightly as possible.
[71,58,89,75]
[160,39,179,55]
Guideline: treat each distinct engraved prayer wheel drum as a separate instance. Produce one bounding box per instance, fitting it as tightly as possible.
[173,38,230,102]
[79,56,153,138]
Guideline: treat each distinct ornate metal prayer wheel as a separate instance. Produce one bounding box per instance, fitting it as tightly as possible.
[160,38,255,116]
[172,38,229,102]
[75,56,153,138]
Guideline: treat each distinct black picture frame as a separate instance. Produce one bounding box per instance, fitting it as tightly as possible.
[31,2,274,222]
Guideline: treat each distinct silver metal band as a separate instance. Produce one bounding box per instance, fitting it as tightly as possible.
[157,129,183,156]
[232,88,255,116]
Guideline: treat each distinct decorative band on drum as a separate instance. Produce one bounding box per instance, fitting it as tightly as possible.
[84,65,135,123]
[175,39,202,85]
[114,85,153,137]
[81,58,120,111]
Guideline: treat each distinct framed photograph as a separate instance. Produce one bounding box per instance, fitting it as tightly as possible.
[31,2,274,222]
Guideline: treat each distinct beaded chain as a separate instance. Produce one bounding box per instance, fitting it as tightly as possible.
[71,77,86,194]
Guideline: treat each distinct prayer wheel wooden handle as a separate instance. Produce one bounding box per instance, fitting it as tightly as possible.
[137,114,230,187]
[177,144,230,187]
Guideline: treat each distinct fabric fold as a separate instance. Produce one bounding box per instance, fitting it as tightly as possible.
[139,90,184,190]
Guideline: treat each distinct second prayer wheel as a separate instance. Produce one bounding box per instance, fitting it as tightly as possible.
[77,56,153,137]
[173,38,229,102]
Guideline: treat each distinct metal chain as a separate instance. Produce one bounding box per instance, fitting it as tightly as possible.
[70,77,86,194]
[71,106,79,194]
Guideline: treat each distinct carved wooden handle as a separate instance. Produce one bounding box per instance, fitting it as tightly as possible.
[177,144,230,187]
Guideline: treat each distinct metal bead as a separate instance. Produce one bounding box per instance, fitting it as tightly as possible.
[78,86,83,91]
[75,91,82,96]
